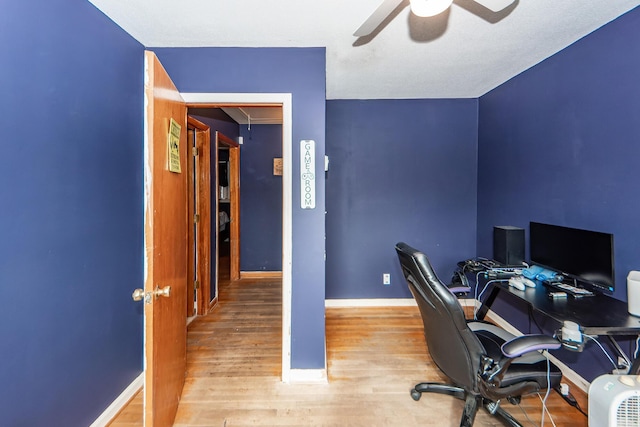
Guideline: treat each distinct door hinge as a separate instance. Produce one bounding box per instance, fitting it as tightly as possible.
[194,214,200,224]
[194,280,200,290]
[192,147,199,157]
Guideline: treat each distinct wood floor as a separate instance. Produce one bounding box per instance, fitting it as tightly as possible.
[109,277,588,427]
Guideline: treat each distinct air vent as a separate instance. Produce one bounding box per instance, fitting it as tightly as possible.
[616,394,640,426]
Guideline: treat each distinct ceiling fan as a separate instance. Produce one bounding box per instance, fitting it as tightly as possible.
[354,0,516,37]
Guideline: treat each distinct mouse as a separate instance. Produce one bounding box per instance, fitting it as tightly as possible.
[508,277,526,291]
[519,277,536,288]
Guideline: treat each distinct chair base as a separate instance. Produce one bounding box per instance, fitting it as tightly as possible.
[411,382,523,427]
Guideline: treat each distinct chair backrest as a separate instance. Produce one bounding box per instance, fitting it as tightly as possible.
[395,242,485,391]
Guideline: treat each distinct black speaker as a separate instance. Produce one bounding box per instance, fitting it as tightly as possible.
[493,226,525,266]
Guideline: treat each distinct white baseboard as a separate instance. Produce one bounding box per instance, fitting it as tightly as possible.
[325,298,416,308]
[90,372,143,427]
[288,368,328,384]
[325,298,476,308]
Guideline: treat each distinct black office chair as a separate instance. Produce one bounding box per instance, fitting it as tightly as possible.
[395,242,563,427]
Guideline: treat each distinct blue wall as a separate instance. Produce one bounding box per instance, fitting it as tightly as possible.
[152,47,327,369]
[326,99,479,298]
[477,7,640,381]
[240,125,283,271]
[0,1,144,425]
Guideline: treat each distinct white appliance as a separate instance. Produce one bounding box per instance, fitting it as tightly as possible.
[628,271,640,317]
[589,374,640,426]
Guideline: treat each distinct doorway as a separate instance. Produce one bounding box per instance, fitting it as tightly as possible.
[214,131,240,303]
[183,93,293,382]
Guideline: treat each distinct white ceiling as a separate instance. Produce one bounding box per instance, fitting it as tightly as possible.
[89,0,640,99]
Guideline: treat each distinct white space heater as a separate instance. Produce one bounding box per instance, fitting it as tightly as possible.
[589,374,640,426]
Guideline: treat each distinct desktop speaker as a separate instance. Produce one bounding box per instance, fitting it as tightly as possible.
[493,226,525,266]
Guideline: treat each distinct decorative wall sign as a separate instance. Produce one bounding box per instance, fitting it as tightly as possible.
[300,140,315,209]
[168,118,181,173]
[273,158,283,176]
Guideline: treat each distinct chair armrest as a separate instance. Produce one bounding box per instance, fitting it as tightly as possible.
[447,286,471,294]
[501,334,561,358]
[482,335,560,385]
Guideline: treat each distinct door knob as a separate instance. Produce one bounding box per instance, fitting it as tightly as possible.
[132,286,171,303]
[153,285,171,299]
[132,288,145,301]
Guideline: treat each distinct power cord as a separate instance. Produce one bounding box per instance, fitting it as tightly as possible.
[527,305,546,334]
[474,277,510,320]
[539,358,557,427]
[515,402,537,427]
[554,385,588,417]
[583,334,618,370]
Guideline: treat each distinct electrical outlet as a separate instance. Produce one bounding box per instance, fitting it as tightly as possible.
[383,273,391,285]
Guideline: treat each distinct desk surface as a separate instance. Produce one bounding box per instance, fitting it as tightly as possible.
[481,282,640,336]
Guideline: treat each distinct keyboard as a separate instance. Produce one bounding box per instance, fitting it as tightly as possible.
[478,260,524,273]
[546,281,594,297]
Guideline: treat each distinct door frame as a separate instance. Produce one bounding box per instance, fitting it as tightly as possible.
[186,116,212,316]
[183,92,293,382]
[215,132,241,299]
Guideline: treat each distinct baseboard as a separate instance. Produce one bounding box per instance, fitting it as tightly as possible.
[209,296,218,312]
[240,271,282,279]
[325,298,476,308]
[288,368,328,384]
[485,308,590,393]
[325,298,416,307]
[90,372,143,427]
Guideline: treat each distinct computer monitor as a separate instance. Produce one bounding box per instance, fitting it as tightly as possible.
[529,222,615,294]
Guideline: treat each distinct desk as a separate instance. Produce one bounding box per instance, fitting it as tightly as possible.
[475,281,640,373]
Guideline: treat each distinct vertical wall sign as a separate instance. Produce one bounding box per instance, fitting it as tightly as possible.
[300,140,315,209]
[168,118,181,173]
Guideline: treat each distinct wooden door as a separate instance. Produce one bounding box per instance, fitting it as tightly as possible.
[187,116,212,315]
[187,128,196,318]
[143,50,188,427]
[216,132,240,282]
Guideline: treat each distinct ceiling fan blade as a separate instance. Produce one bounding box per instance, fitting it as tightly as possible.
[471,0,516,12]
[353,0,405,37]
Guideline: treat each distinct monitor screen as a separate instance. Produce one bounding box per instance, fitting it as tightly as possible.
[529,222,615,294]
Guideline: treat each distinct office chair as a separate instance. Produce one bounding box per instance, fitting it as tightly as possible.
[395,242,563,427]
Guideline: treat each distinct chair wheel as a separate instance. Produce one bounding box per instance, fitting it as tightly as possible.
[411,389,422,401]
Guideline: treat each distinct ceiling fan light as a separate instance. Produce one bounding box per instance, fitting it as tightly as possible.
[409,0,453,17]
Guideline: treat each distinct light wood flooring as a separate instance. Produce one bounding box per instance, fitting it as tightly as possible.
[109,276,588,427]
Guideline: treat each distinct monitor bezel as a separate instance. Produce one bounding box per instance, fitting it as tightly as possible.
[529,221,615,295]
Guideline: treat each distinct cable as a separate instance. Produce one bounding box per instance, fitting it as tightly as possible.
[538,357,557,427]
[473,271,484,319]
[552,384,589,418]
[634,335,640,359]
[527,305,546,334]
[538,394,557,427]
[575,405,588,418]
[474,277,503,319]
[584,334,618,370]
[515,402,537,427]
